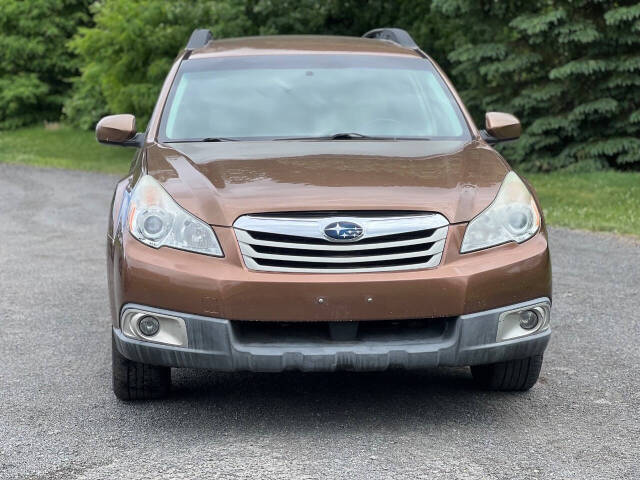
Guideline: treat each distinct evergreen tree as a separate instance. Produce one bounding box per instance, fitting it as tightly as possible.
[433,0,640,171]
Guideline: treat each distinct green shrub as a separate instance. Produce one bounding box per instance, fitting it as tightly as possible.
[0,0,91,129]
[65,0,253,129]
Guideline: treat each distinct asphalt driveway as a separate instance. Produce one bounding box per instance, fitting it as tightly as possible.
[1,163,639,479]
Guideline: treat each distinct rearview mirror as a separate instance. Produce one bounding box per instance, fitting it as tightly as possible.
[481,112,521,144]
[96,114,143,147]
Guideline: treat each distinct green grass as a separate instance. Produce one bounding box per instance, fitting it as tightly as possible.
[0,125,133,174]
[1,126,638,237]
[526,171,640,238]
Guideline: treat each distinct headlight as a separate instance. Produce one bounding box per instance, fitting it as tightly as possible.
[128,175,223,257]
[461,171,540,253]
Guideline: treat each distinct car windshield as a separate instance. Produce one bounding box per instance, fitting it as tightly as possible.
[159,54,471,141]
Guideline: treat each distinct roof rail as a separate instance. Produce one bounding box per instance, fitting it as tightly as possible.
[362,28,418,50]
[186,29,213,50]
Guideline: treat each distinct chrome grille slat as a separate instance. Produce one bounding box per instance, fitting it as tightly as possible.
[235,227,447,251]
[233,213,449,273]
[242,253,444,273]
[239,239,445,264]
[234,214,448,240]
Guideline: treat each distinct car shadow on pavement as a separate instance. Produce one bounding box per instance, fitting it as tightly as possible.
[133,367,523,432]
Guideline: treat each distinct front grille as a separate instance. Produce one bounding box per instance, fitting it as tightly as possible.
[233,213,449,273]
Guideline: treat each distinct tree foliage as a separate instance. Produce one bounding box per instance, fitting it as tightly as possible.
[433,0,640,171]
[0,0,91,128]
[65,0,253,129]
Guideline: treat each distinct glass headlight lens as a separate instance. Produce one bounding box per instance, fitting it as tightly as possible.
[128,175,223,257]
[461,171,540,253]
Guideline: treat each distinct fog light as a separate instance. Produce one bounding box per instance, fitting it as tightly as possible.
[496,301,550,342]
[519,310,540,330]
[138,315,160,336]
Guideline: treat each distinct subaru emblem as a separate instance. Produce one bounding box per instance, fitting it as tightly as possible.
[323,221,364,241]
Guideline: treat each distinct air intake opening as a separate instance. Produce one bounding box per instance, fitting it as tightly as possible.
[231,318,454,345]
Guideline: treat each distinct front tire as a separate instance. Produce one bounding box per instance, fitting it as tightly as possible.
[471,354,543,391]
[112,334,171,400]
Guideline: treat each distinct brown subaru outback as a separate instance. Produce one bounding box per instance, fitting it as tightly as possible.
[99,28,551,400]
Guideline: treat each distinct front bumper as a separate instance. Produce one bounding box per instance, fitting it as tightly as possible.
[113,298,551,372]
[109,224,552,324]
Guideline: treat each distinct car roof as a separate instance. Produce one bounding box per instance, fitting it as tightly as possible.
[188,35,423,59]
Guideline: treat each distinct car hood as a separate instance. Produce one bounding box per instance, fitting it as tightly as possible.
[145,140,509,226]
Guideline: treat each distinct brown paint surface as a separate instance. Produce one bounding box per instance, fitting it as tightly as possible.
[190,35,423,58]
[485,112,522,139]
[96,114,136,144]
[146,140,509,226]
[109,225,550,325]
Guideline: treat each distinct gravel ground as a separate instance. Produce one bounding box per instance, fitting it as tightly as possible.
[1,163,639,480]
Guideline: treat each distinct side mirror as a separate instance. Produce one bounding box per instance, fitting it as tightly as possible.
[481,112,521,144]
[96,114,143,147]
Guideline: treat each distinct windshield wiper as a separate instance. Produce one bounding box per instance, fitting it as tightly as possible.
[328,132,372,139]
[326,133,432,140]
[272,133,431,141]
[201,137,238,142]
[273,133,382,140]
[164,137,239,143]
